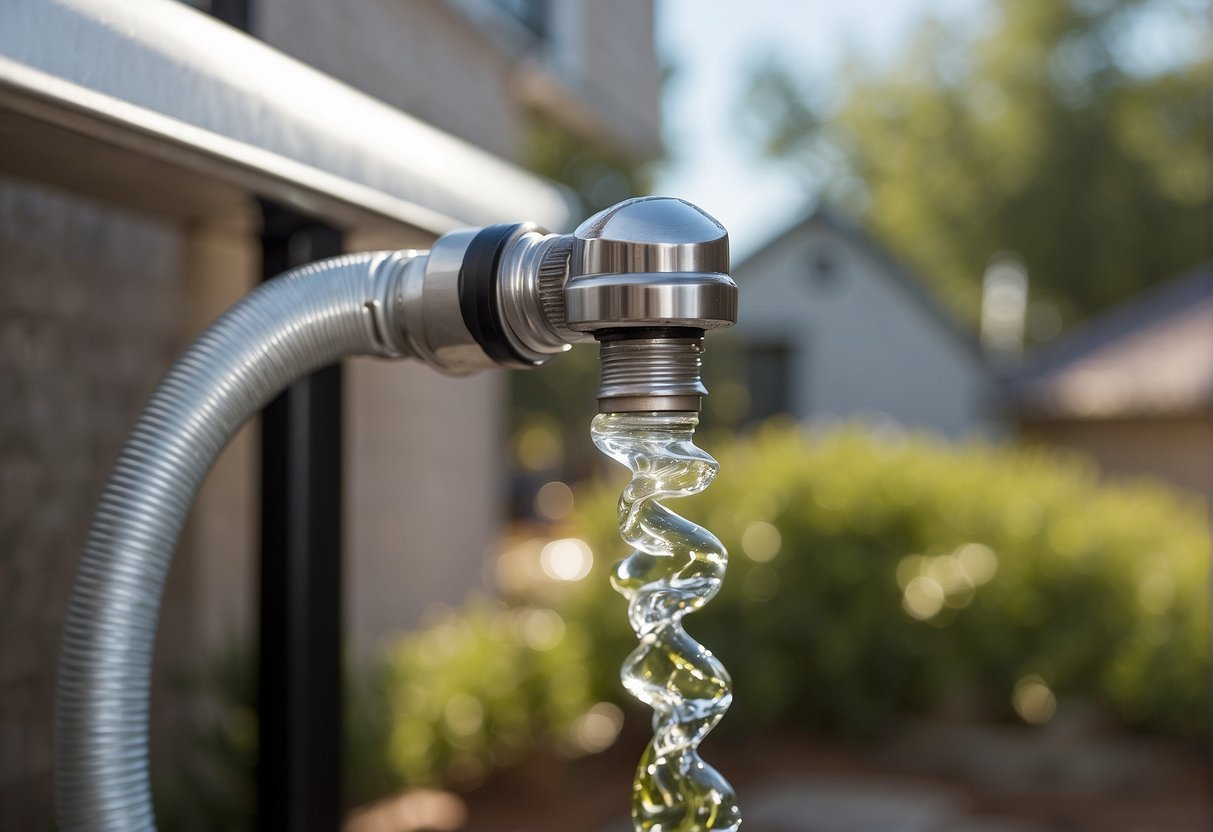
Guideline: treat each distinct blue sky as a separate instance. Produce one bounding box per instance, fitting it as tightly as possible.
[653,0,987,259]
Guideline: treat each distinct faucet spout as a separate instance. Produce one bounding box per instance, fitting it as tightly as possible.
[536,197,738,412]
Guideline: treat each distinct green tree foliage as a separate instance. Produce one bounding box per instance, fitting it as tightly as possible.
[745,0,1209,328]
[523,116,652,217]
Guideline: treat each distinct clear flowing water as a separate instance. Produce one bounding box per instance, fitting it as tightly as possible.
[591,412,741,832]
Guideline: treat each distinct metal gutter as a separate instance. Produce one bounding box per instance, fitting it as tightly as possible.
[0,0,575,234]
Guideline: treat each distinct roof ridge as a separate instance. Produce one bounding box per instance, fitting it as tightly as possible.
[1013,261,1213,385]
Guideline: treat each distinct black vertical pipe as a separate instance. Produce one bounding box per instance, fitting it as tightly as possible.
[197,5,345,829]
[256,203,345,832]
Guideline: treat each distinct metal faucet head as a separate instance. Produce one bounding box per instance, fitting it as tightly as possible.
[390,196,736,412]
[560,197,737,413]
[563,196,736,333]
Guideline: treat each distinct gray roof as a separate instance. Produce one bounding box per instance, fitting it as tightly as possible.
[1008,263,1213,420]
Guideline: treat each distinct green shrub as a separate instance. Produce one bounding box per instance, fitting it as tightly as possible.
[376,424,1208,788]
[564,423,1210,739]
[380,598,598,787]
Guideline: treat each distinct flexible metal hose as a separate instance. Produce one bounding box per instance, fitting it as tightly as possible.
[55,251,414,832]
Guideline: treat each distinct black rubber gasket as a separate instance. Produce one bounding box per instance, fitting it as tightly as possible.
[458,223,534,368]
[595,326,705,342]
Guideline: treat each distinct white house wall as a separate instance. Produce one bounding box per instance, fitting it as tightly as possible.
[738,223,997,438]
[259,0,524,161]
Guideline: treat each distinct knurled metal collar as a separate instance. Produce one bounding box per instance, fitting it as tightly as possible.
[535,235,582,344]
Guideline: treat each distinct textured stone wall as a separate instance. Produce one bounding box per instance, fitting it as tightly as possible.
[0,177,188,828]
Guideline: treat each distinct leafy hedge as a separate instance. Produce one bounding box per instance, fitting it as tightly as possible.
[566,424,1209,736]
[380,599,597,786]
[381,424,1209,786]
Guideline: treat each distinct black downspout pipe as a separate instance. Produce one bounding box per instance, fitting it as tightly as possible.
[256,203,345,832]
[203,2,346,827]
[202,8,346,828]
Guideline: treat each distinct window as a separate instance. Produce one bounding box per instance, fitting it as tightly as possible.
[746,341,794,423]
[807,245,844,296]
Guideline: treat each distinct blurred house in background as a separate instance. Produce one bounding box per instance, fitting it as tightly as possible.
[1008,264,1213,501]
[0,0,658,825]
[735,206,1000,438]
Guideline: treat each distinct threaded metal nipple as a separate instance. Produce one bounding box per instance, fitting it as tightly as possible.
[596,335,707,413]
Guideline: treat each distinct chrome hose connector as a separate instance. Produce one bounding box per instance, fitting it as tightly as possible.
[389,224,582,375]
[384,196,735,413]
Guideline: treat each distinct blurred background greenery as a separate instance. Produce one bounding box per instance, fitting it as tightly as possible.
[743,0,1209,326]
[388,425,1211,783]
[507,0,1209,503]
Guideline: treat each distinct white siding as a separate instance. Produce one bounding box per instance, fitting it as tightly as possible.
[738,222,997,438]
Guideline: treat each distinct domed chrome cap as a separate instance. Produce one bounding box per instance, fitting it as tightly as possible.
[564,197,737,332]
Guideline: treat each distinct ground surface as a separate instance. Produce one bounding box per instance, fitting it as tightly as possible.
[457,718,1210,832]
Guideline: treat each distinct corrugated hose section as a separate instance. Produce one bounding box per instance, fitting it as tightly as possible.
[55,251,412,832]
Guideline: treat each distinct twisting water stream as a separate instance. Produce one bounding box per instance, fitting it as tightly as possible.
[591,412,741,832]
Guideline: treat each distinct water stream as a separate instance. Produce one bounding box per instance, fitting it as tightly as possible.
[591,411,741,832]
